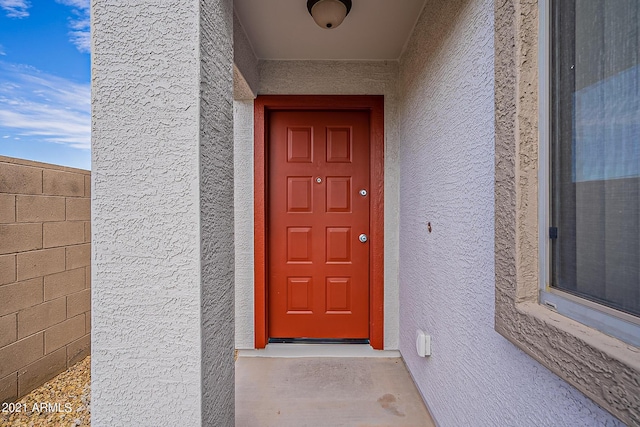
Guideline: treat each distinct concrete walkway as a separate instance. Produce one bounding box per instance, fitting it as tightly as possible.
[236,356,436,427]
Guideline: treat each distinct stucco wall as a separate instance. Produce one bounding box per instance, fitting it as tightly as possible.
[233,11,258,99]
[233,60,400,349]
[92,0,234,425]
[234,100,255,349]
[0,156,91,404]
[199,0,235,425]
[397,0,622,425]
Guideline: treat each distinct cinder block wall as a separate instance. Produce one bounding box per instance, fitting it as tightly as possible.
[0,156,91,403]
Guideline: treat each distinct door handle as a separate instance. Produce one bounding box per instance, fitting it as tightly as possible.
[359,233,368,243]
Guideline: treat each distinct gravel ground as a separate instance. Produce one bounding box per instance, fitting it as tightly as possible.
[1,356,91,427]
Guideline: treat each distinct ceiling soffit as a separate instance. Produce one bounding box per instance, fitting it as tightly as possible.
[234,0,427,61]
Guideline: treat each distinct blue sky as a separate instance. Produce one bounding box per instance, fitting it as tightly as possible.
[0,0,90,170]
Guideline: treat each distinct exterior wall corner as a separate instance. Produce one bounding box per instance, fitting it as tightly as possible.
[91,0,235,425]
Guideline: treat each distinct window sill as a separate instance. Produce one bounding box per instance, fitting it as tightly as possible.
[496,294,640,425]
[540,288,640,347]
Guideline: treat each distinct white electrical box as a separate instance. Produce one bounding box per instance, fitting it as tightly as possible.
[416,330,431,357]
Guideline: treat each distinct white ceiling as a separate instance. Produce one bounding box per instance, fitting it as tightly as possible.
[234,0,427,61]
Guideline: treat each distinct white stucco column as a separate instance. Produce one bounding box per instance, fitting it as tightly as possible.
[91,1,234,425]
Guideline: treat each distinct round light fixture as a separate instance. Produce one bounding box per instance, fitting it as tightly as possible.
[307,0,352,29]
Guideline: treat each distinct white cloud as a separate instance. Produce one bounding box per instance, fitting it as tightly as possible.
[0,44,5,56]
[0,62,90,150]
[1,1,90,53]
[0,0,30,18]
[56,0,90,53]
[69,27,90,53]
[56,0,89,9]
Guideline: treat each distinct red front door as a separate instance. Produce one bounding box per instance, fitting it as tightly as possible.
[268,110,370,339]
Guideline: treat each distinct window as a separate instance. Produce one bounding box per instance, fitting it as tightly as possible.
[495,1,639,424]
[541,0,640,346]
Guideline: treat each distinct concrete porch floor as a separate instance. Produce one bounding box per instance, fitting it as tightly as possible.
[235,355,436,427]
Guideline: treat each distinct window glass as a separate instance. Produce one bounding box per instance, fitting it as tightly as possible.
[551,0,640,317]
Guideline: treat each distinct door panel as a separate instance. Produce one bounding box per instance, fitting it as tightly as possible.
[268,111,370,339]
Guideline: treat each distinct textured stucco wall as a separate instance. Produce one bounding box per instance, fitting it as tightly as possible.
[233,100,255,349]
[397,0,622,425]
[233,60,400,349]
[199,0,234,425]
[92,0,234,425]
[233,11,258,99]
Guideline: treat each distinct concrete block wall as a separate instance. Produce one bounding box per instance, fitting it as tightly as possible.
[0,155,91,403]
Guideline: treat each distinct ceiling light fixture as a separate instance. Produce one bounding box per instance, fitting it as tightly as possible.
[307,0,352,30]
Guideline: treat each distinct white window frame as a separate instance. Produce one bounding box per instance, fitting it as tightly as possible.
[537,0,640,347]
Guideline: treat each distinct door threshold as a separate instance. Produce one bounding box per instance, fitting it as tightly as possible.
[268,338,370,344]
[237,343,401,358]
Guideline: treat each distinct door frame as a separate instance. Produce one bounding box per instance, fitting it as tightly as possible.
[254,95,385,350]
